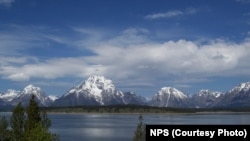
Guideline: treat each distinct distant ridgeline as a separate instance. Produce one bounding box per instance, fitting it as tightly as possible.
[1,75,250,111]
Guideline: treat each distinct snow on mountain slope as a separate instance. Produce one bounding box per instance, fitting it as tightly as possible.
[17,85,51,106]
[0,85,55,107]
[192,89,223,108]
[0,89,20,102]
[149,87,191,108]
[196,89,222,98]
[53,75,146,107]
[63,75,115,104]
[1,79,250,108]
[215,82,250,107]
[229,82,250,93]
[48,95,59,101]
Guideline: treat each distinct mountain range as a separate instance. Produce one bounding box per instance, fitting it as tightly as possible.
[1,75,250,109]
[0,85,57,107]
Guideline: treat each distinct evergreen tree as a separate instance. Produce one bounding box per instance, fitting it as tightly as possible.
[40,110,51,129]
[25,95,41,132]
[133,114,145,141]
[0,116,10,141]
[0,95,59,141]
[24,95,59,141]
[10,102,25,141]
[25,123,59,141]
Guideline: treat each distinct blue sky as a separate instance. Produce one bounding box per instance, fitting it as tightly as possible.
[0,0,250,98]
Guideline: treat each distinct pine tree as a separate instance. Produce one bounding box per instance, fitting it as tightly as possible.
[25,95,41,132]
[10,102,25,141]
[0,116,10,141]
[25,123,59,141]
[24,95,59,141]
[133,114,145,141]
[40,110,51,129]
[0,95,59,141]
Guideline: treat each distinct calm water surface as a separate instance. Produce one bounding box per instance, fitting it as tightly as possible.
[1,112,250,141]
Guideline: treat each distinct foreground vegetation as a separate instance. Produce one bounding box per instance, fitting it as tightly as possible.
[0,95,59,141]
[133,114,146,141]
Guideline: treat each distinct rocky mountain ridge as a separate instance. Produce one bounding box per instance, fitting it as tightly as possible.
[53,75,146,107]
[0,75,250,108]
[0,85,57,107]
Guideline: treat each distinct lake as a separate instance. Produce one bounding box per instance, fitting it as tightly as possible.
[1,112,250,141]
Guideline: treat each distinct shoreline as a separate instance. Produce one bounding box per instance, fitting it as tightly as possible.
[46,111,250,115]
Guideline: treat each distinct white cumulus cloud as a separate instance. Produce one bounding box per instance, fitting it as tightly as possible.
[145,10,183,19]
[0,27,250,91]
[145,8,198,20]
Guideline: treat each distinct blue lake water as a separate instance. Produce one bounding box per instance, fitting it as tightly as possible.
[1,112,250,141]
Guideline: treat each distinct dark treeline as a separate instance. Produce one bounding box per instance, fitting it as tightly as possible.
[42,105,196,113]
[41,105,250,113]
[2,104,250,113]
[196,107,250,112]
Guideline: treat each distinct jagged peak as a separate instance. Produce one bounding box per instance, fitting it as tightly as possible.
[65,75,116,99]
[156,87,188,99]
[230,81,250,93]
[199,89,210,92]
[197,89,210,96]
[0,89,19,101]
[160,87,181,94]
[86,75,113,85]
[198,89,216,94]
[48,95,59,101]
[87,75,107,81]
[24,84,40,90]
[196,89,222,98]
[77,75,115,90]
[22,84,43,95]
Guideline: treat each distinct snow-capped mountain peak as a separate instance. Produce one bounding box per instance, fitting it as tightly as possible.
[68,75,116,98]
[54,75,146,107]
[158,87,188,99]
[0,89,20,102]
[48,95,59,101]
[84,75,115,90]
[215,82,250,107]
[0,84,56,107]
[12,84,54,107]
[23,84,42,95]
[150,86,190,107]
[197,89,222,98]
[192,89,223,108]
[198,89,210,96]
[230,82,250,93]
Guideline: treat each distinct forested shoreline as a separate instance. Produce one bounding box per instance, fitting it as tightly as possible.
[42,105,250,113]
[2,104,250,114]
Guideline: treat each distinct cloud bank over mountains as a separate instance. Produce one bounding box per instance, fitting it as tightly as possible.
[0,27,250,87]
